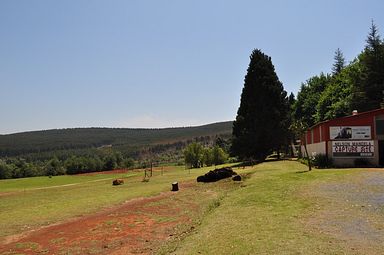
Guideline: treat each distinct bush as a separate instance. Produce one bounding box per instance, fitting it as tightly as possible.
[184,142,204,168]
[354,158,371,167]
[196,167,237,182]
[297,157,309,166]
[312,154,333,168]
[123,158,135,169]
[45,157,65,176]
[0,161,13,179]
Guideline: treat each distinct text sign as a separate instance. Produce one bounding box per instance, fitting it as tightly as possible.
[332,141,374,157]
[330,126,371,140]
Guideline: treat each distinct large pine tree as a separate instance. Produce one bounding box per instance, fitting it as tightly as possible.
[352,21,384,111]
[231,49,288,161]
[332,48,345,75]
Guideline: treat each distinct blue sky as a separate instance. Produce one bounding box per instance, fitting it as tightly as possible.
[1,0,383,134]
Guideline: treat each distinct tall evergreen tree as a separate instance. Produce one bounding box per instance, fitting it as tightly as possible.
[332,48,345,75]
[231,49,288,161]
[352,21,384,111]
[366,20,381,52]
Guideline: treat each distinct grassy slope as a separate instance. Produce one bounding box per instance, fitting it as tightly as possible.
[0,164,234,238]
[169,161,361,255]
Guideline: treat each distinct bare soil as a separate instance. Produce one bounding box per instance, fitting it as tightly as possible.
[0,181,210,255]
[77,167,174,176]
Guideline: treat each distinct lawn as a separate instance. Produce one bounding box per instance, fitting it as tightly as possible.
[0,172,138,193]
[2,161,383,254]
[0,164,234,238]
[164,160,384,254]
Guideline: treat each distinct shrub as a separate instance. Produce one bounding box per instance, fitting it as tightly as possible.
[0,161,13,179]
[312,154,333,168]
[354,158,371,167]
[196,167,237,182]
[297,157,309,166]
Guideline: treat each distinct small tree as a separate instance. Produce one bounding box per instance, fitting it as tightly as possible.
[123,158,135,169]
[290,120,311,171]
[46,157,64,176]
[0,160,13,179]
[103,154,117,170]
[332,48,345,75]
[184,142,204,168]
[212,146,228,166]
[203,147,214,166]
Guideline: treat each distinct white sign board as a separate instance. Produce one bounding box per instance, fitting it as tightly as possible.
[330,126,371,140]
[332,140,374,157]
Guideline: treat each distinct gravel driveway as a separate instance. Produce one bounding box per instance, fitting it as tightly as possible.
[305,170,384,254]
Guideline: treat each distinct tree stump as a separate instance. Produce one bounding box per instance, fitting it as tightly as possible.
[113,179,124,185]
[171,182,179,191]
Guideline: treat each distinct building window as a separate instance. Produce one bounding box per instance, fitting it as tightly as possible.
[376,118,384,135]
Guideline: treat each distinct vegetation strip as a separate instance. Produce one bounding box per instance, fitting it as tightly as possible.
[164,161,384,254]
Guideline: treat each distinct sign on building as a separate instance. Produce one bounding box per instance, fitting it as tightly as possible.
[332,140,374,157]
[330,126,371,140]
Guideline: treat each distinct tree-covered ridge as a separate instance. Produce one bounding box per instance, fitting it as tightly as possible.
[0,121,233,157]
[0,122,233,179]
[293,22,384,127]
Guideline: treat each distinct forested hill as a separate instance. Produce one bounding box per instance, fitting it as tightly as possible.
[0,121,233,157]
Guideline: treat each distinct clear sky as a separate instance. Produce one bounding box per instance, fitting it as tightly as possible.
[1,0,383,134]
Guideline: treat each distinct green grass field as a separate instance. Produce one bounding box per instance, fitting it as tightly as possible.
[165,161,335,254]
[2,161,383,254]
[0,172,138,193]
[0,165,234,238]
[160,161,384,254]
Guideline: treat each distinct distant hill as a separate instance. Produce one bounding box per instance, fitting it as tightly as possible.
[0,121,233,158]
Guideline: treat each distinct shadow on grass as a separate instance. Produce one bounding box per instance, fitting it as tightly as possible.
[295,170,311,174]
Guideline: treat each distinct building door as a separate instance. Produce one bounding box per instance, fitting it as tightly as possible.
[379,141,384,166]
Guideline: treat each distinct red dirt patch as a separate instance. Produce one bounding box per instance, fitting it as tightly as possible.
[76,169,132,176]
[0,182,203,255]
[76,166,174,176]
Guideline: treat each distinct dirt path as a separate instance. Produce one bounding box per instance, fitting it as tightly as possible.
[0,182,209,255]
[304,170,384,254]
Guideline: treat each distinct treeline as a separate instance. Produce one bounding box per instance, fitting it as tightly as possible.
[0,152,135,179]
[0,134,231,179]
[293,22,384,127]
[0,122,232,158]
[184,142,230,168]
[7,135,225,163]
[137,135,230,167]
[0,122,232,179]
